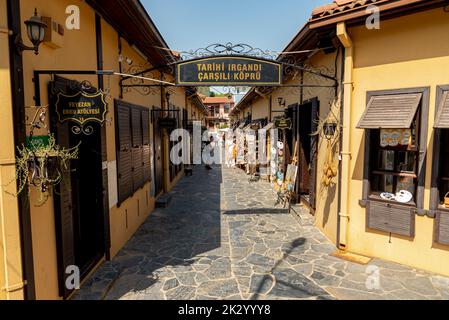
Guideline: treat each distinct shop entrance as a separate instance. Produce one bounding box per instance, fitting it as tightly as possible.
[152,107,164,196]
[49,76,106,298]
[288,98,319,210]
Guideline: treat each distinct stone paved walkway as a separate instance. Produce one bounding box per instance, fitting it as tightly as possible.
[73,166,449,300]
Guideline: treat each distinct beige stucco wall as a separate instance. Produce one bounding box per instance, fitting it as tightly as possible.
[346,7,449,276]
[251,96,270,120]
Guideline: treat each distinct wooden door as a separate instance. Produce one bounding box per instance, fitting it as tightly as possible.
[49,76,105,298]
[152,108,164,195]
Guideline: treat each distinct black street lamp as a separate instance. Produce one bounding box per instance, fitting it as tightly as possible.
[277,97,286,108]
[323,122,337,141]
[15,8,47,55]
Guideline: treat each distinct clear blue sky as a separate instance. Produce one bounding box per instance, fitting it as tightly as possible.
[142,0,330,53]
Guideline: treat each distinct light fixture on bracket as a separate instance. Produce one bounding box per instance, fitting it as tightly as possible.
[323,121,337,141]
[15,8,47,55]
[277,97,286,108]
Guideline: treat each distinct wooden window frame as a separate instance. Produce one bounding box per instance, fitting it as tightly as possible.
[360,87,430,237]
[430,85,449,246]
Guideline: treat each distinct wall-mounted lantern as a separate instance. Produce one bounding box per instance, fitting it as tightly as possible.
[323,121,337,141]
[277,97,286,108]
[15,9,47,55]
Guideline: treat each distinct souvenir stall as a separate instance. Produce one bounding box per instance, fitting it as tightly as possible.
[243,119,267,177]
[260,122,274,180]
[270,116,298,208]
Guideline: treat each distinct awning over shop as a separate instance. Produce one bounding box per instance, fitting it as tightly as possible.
[357,93,422,129]
[435,91,449,129]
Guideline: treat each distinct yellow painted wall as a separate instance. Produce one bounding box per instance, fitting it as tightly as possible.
[303,51,341,244]
[346,7,449,276]
[16,0,187,299]
[0,0,25,300]
[251,97,269,120]
[100,20,161,259]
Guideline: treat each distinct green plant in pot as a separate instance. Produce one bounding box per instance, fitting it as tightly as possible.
[13,134,79,205]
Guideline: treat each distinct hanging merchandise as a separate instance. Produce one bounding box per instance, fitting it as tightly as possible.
[236,131,245,164]
[285,164,299,192]
[380,129,412,147]
[322,140,338,187]
[272,138,286,192]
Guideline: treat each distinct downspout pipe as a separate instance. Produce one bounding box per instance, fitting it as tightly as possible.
[336,22,353,250]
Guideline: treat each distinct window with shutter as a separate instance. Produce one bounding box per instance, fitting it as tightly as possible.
[115,100,152,205]
[142,109,150,145]
[115,101,133,204]
[360,88,430,237]
[431,86,449,245]
[143,145,152,183]
[132,108,143,147]
[132,147,144,191]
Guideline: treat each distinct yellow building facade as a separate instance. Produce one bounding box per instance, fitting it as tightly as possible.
[338,6,449,277]
[232,0,449,278]
[0,0,204,300]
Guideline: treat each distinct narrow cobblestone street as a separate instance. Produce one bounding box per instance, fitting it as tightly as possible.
[74,166,449,300]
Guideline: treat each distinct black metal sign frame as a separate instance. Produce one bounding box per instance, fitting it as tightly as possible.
[55,90,108,126]
[176,55,283,87]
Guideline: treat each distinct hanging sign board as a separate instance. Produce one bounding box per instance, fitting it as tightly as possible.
[274,116,292,130]
[176,56,283,86]
[158,117,177,129]
[55,91,107,125]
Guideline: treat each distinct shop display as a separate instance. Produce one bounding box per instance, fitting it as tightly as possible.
[285,164,298,192]
[380,190,414,204]
[396,190,413,203]
[380,129,412,147]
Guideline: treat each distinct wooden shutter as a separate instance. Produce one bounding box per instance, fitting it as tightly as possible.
[366,200,415,237]
[132,108,143,147]
[435,91,449,129]
[118,150,133,203]
[142,109,150,145]
[117,103,131,150]
[143,145,151,183]
[435,211,449,246]
[357,93,422,129]
[132,147,144,191]
[115,101,133,204]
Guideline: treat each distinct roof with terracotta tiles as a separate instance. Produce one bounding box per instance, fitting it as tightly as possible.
[202,97,235,105]
[312,0,389,19]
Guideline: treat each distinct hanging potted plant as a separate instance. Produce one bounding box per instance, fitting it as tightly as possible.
[12,134,79,205]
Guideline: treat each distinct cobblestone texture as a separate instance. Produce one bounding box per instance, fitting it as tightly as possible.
[73,166,449,300]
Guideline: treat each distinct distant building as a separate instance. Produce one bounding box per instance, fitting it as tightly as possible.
[202,96,235,132]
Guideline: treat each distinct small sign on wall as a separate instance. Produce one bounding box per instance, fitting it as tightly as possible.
[55,91,108,125]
